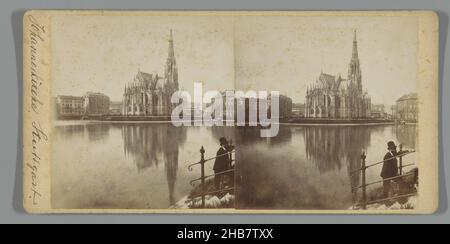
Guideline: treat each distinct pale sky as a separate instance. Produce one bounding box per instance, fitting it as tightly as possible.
[235,16,418,105]
[52,15,235,101]
[53,14,418,106]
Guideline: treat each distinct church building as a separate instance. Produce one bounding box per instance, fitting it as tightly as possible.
[123,30,179,116]
[305,31,371,119]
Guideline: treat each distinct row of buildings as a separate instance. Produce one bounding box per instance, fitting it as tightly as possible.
[292,93,417,122]
[55,92,121,118]
[120,30,294,120]
[57,30,417,123]
[217,92,293,121]
[56,90,416,122]
[56,30,179,119]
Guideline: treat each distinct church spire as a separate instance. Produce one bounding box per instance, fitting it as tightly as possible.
[168,29,175,60]
[165,29,179,90]
[348,29,362,91]
[352,30,358,60]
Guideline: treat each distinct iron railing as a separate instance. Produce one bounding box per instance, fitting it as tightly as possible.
[187,143,235,208]
[350,144,417,209]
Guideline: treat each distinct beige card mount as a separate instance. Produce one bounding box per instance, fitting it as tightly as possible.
[23,10,439,214]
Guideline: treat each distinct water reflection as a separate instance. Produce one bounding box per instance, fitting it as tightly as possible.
[304,126,377,191]
[393,125,417,149]
[87,124,111,141]
[54,124,111,142]
[211,126,237,143]
[235,125,412,210]
[53,122,416,209]
[54,124,86,140]
[236,126,293,146]
[121,124,187,205]
[53,122,193,208]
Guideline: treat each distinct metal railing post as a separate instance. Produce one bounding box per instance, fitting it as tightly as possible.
[229,140,233,168]
[361,152,367,210]
[399,144,403,175]
[200,146,206,208]
[350,150,416,209]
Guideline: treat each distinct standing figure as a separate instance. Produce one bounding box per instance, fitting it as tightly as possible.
[381,141,402,197]
[213,137,230,190]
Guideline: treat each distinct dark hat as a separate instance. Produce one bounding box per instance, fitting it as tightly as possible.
[387,141,397,150]
[219,137,228,145]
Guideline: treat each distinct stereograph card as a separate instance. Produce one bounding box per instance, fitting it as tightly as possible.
[23,11,439,214]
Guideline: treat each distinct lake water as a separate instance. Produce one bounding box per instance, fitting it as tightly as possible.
[52,121,416,210]
[235,124,417,210]
[52,122,234,209]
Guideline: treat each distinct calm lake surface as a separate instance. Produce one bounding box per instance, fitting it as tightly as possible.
[52,121,416,210]
[52,122,234,209]
[235,124,417,210]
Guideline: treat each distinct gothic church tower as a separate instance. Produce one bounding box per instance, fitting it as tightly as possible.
[165,29,179,91]
[348,30,362,92]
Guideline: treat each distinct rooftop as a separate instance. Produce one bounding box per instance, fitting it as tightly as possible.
[397,93,418,102]
[56,95,84,100]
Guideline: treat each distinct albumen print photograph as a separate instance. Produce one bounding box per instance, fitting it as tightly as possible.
[233,16,419,210]
[22,11,438,213]
[51,15,236,209]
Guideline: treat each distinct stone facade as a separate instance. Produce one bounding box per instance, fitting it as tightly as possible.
[292,103,305,117]
[395,93,418,122]
[305,31,371,119]
[109,101,123,115]
[217,92,293,122]
[56,95,85,116]
[371,104,386,118]
[84,92,110,116]
[269,94,292,119]
[123,30,179,116]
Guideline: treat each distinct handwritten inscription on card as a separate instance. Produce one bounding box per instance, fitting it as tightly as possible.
[26,14,47,206]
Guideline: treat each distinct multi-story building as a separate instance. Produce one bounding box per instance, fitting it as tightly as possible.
[84,92,110,116]
[55,95,85,117]
[371,104,386,118]
[292,103,305,117]
[395,93,418,122]
[109,101,123,115]
[217,92,293,122]
[305,31,371,119]
[123,30,178,116]
[268,94,292,119]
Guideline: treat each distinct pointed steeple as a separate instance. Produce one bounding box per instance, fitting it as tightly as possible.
[165,29,178,90]
[167,29,175,61]
[348,29,362,91]
[352,30,359,60]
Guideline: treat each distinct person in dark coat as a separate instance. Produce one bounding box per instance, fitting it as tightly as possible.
[213,137,230,190]
[381,141,406,197]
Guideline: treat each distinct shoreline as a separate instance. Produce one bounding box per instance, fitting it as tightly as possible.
[54,117,414,127]
[280,122,395,126]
